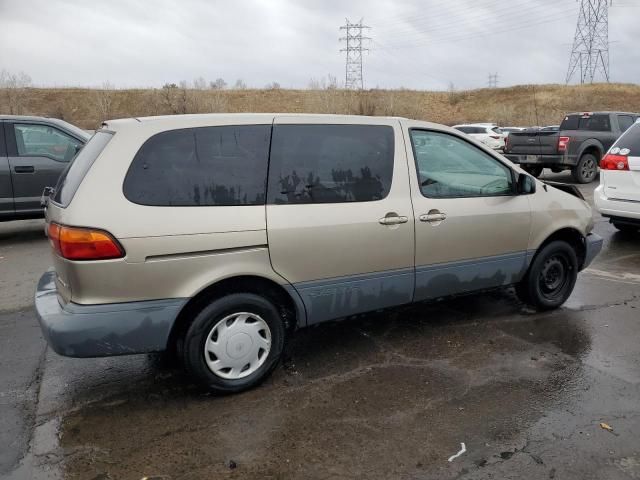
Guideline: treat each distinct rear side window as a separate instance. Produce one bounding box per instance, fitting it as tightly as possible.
[124,125,271,206]
[268,124,394,204]
[578,114,611,132]
[53,131,112,206]
[560,115,579,130]
[613,123,640,156]
[618,115,634,133]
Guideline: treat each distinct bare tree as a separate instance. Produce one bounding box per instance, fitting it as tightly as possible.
[210,78,227,90]
[0,70,32,114]
[266,82,281,90]
[192,77,207,90]
[233,79,247,90]
[95,81,115,120]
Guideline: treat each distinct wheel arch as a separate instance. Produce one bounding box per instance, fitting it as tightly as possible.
[577,140,604,161]
[166,275,306,353]
[529,227,587,271]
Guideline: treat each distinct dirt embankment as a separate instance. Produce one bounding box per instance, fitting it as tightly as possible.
[1,83,639,129]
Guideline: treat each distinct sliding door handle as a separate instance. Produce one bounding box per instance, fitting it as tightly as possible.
[419,211,447,223]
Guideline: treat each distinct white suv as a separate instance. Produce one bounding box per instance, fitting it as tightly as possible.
[595,120,640,233]
[453,123,505,151]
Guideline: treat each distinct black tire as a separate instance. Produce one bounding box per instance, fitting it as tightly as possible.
[613,222,638,234]
[524,165,543,178]
[516,241,578,310]
[571,153,598,183]
[181,293,286,394]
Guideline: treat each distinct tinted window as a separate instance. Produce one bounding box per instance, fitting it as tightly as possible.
[455,126,472,134]
[410,130,513,198]
[14,123,80,162]
[53,131,112,206]
[618,115,634,133]
[124,125,271,206]
[578,114,611,132]
[560,115,579,130]
[268,124,394,204]
[613,123,640,156]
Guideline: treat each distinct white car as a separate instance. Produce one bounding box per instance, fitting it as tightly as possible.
[453,123,506,151]
[594,121,640,233]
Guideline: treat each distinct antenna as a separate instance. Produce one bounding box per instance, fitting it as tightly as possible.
[339,18,371,90]
[566,0,612,84]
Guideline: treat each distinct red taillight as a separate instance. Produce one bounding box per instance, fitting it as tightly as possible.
[558,136,570,152]
[600,153,629,171]
[47,223,124,260]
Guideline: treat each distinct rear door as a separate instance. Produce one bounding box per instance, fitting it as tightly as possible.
[6,122,83,213]
[405,123,531,301]
[0,122,14,218]
[266,117,415,325]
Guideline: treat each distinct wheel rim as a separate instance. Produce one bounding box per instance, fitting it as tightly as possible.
[581,157,596,180]
[203,312,271,380]
[538,255,571,300]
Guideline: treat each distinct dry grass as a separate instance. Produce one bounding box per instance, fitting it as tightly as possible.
[1,83,639,130]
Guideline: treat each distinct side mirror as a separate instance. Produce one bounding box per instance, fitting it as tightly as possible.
[517,173,536,195]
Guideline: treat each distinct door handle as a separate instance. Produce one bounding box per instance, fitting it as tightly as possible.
[419,212,447,223]
[14,166,35,173]
[379,214,408,226]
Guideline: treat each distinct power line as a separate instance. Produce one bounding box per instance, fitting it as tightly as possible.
[339,18,371,90]
[566,0,612,84]
[488,73,499,88]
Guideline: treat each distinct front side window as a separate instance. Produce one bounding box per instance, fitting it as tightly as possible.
[14,123,80,162]
[618,115,634,133]
[267,124,394,204]
[410,130,514,198]
[124,125,271,206]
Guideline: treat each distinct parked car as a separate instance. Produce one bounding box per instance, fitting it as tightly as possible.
[453,123,505,151]
[504,111,639,183]
[0,116,90,221]
[36,114,602,393]
[595,120,640,233]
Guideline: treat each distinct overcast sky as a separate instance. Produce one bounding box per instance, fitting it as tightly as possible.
[1,0,638,90]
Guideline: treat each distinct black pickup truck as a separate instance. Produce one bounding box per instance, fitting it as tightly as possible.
[504,111,639,183]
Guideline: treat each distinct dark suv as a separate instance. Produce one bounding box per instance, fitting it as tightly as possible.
[504,111,639,183]
[1,116,90,221]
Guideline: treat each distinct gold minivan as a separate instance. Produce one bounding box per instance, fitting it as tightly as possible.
[36,114,603,393]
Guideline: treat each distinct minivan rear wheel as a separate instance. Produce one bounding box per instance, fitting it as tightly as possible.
[516,241,578,310]
[181,293,286,393]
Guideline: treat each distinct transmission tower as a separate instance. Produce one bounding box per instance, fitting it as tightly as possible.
[488,73,499,88]
[566,0,612,84]
[339,18,370,90]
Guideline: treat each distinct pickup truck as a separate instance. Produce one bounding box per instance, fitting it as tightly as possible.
[504,111,639,183]
[1,116,90,221]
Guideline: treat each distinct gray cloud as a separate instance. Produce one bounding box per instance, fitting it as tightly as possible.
[0,0,637,89]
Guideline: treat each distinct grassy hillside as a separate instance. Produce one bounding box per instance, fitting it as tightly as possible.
[1,83,639,130]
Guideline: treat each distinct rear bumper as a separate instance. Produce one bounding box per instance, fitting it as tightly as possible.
[505,154,574,166]
[582,233,604,270]
[594,185,640,221]
[35,270,187,358]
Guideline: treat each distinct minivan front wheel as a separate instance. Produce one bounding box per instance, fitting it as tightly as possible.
[516,241,578,310]
[181,293,286,393]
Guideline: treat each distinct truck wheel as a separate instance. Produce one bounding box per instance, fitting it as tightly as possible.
[572,153,598,183]
[181,293,286,394]
[516,241,578,310]
[524,166,543,178]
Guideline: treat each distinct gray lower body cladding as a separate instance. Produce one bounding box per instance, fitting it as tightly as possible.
[35,270,186,358]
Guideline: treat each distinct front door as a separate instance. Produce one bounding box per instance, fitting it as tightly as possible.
[266,117,415,325]
[7,122,82,213]
[0,122,13,218]
[405,125,532,301]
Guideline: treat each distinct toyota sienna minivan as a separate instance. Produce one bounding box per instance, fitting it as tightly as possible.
[35,114,603,393]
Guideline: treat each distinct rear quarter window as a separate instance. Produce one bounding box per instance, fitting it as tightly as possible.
[123,125,271,206]
[52,131,113,207]
[613,123,640,156]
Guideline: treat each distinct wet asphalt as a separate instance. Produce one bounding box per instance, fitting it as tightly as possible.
[1,172,639,480]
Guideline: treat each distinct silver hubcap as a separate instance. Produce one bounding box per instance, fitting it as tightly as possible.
[203,312,271,380]
[581,158,596,179]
